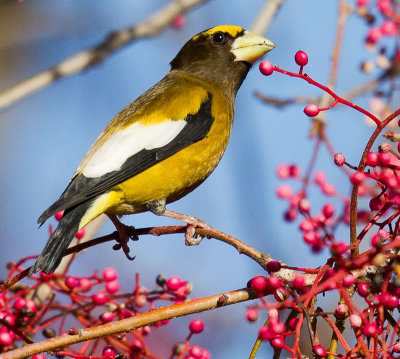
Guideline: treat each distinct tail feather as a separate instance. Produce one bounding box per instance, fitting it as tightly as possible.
[30,200,93,275]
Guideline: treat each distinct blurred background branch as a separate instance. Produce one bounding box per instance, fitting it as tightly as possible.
[0,0,208,111]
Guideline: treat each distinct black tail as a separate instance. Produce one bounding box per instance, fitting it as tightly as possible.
[29,200,93,275]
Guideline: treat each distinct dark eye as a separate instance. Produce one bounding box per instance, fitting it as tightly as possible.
[212,31,225,44]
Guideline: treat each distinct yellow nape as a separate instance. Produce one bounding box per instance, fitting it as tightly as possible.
[193,25,244,40]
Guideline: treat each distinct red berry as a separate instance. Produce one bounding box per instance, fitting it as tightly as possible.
[357,0,369,5]
[334,304,349,319]
[32,355,46,359]
[258,326,272,340]
[303,231,319,245]
[380,292,399,309]
[299,199,311,213]
[314,171,326,185]
[13,298,26,311]
[292,276,306,291]
[289,165,300,177]
[75,227,85,239]
[246,307,258,322]
[92,292,108,305]
[65,276,78,289]
[350,171,366,185]
[284,208,297,222]
[0,314,15,326]
[189,319,204,333]
[40,271,54,281]
[366,27,381,44]
[357,282,369,297]
[79,277,91,291]
[334,153,345,167]
[342,274,355,287]
[366,151,379,166]
[267,276,282,290]
[190,345,204,359]
[304,104,320,117]
[295,50,308,66]
[25,299,37,313]
[259,61,274,76]
[102,345,116,358]
[172,14,186,28]
[313,345,327,357]
[121,309,134,318]
[323,182,337,196]
[322,203,335,218]
[362,322,378,336]
[276,164,290,179]
[378,229,389,240]
[330,241,347,256]
[369,197,384,211]
[266,261,281,273]
[202,349,211,359]
[299,219,314,232]
[250,276,268,292]
[166,276,182,291]
[131,338,144,350]
[276,184,292,199]
[378,0,392,13]
[55,210,64,221]
[270,335,285,349]
[0,331,13,346]
[106,280,120,294]
[103,267,118,282]
[349,314,362,328]
[100,311,115,323]
[379,151,393,166]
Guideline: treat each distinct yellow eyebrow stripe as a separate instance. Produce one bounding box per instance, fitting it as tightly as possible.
[193,25,244,40]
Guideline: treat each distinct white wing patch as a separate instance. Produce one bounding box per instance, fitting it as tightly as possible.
[83,120,187,178]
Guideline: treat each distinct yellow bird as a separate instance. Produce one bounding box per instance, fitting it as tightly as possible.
[30,25,275,274]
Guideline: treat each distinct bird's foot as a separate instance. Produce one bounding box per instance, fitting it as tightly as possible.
[161,209,209,246]
[107,215,136,261]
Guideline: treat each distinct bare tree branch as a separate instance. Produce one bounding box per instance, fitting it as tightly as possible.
[1,287,258,359]
[0,0,208,112]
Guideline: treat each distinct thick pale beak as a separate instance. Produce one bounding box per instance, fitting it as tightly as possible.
[231,30,275,64]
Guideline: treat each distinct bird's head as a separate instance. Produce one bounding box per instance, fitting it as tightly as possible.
[170,25,275,95]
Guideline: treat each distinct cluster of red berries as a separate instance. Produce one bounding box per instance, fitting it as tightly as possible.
[0,262,209,358]
[275,163,347,254]
[356,0,398,45]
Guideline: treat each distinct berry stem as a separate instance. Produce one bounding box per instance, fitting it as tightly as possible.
[273,66,381,125]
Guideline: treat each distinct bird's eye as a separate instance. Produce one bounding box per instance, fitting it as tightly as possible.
[212,31,225,44]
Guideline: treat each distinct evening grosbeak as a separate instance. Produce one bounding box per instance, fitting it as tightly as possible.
[30,25,275,274]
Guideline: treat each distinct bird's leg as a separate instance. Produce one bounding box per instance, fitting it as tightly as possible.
[146,199,208,245]
[107,214,136,260]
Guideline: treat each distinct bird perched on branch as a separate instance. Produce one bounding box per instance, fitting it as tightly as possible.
[30,25,275,275]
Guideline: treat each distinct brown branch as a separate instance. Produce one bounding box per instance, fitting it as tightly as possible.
[0,222,317,295]
[350,108,400,252]
[1,287,258,359]
[0,0,208,112]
